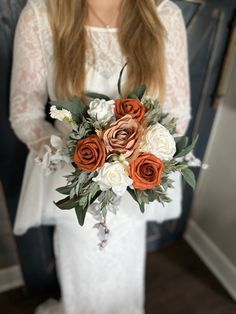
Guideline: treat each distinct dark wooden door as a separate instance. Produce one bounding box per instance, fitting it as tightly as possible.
[0,0,59,295]
[147,0,236,250]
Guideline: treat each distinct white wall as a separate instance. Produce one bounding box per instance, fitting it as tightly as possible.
[185,40,236,300]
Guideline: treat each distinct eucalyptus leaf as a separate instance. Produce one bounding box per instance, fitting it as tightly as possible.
[161,195,172,203]
[167,179,174,189]
[139,202,145,213]
[127,188,146,213]
[127,187,138,202]
[97,189,116,214]
[144,100,163,126]
[146,190,158,202]
[88,183,101,203]
[54,196,77,209]
[175,135,199,158]
[75,120,95,139]
[102,206,108,217]
[56,185,74,195]
[181,168,196,189]
[75,205,87,226]
[86,92,111,101]
[64,174,77,182]
[127,93,138,99]
[70,188,76,199]
[127,85,146,100]
[75,182,80,196]
[79,196,88,208]
[162,118,177,134]
[174,136,188,156]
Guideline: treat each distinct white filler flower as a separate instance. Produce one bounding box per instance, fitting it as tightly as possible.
[93,161,133,196]
[50,105,72,121]
[88,99,115,125]
[140,123,176,161]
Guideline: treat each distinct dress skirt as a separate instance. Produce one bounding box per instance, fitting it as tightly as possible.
[54,217,146,314]
[14,152,183,314]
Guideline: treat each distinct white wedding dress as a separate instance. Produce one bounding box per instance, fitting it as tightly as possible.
[10,0,191,313]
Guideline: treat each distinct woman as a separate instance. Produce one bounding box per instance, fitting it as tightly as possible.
[10,0,191,313]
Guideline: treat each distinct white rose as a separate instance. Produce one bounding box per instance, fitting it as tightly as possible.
[88,99,115,125]
[140,123,176,161]
[50,105,72,121]
[93,161,133,196]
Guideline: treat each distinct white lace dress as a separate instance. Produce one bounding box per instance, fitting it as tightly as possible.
[10,0,191,313]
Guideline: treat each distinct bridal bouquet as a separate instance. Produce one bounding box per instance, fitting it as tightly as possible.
[40,83,197,246]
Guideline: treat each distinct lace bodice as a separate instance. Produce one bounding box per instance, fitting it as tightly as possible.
[10,0,191,154]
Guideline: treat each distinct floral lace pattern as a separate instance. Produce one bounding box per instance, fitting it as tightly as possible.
[86,27,125,80]
[9,0,59,154]
[160,1,191,135]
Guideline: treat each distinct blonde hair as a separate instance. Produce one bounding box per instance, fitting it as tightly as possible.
[47,0,166,100]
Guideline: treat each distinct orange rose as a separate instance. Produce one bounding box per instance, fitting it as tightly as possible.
[103,114,141,159]
[73,135,106,172]
[115,98,146,123]
[130,152,165,190]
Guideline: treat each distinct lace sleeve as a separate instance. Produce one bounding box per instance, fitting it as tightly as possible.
[160,3,191,135]
[9,1,60,154]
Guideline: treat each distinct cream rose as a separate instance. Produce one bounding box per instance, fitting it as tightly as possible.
[93,161,133,196]
[88,99,115,125]
[140,123,176,161]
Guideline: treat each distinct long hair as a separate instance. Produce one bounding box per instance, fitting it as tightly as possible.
[47,0,166,100]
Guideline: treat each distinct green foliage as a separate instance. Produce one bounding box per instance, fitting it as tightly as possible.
[146,184,172,206]
[69,118,94,140]
[127,188,146,213]
[65,117,95,158]
[161,117,177,135]
[55,170,101,226]
[128,181,173,210]
[142,97,178,134]
[54,196,78,209]
[174,135,199,158]
[175,136,189,155]
[75,204,87,226]
[50,96,87,123]
[74,181,101,226]
[143,98,166,127]
[164,159,196,190]
[181,168,196,189]
[86,115,116,131]
[86,92,111,101]
[96,190,117,217]
[127,85,147,100]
